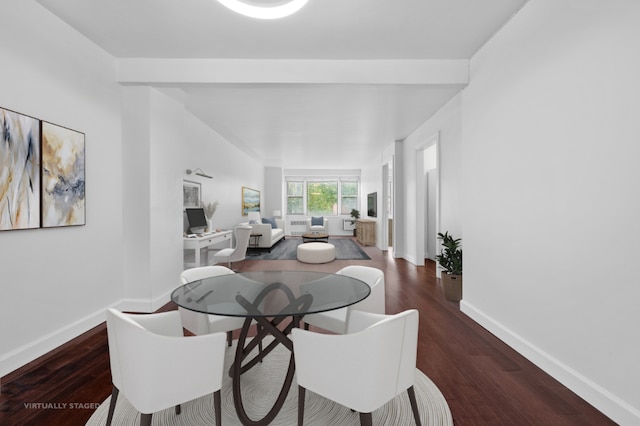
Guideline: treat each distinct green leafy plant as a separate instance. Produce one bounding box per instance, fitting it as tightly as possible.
[350,209,360,220]
[435,232,462,275]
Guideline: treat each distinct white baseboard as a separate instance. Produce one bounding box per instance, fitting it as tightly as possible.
[401,253,417,265]
[0,307,109,378]
[0,289,174,378]
[460,300,640,425]
[120,287,174,313]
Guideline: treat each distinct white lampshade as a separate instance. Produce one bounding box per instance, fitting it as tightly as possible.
[273,210,282,218]
[247,211,261,222]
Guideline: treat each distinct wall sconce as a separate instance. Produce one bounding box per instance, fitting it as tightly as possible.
[273,210,282,218]
[186,168,213,179]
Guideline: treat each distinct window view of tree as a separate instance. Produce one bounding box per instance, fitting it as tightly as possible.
[307,181,337,215]
[340,181,358,215]
[286,177,359,215]
[287,181,304,214]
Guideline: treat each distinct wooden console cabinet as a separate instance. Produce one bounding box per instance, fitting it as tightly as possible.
[355,219,376,246]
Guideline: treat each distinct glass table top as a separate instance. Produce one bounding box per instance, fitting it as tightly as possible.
[171,270,371,318]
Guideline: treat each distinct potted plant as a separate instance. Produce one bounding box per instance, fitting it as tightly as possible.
[350,209,360,236]
[435,231,463,302]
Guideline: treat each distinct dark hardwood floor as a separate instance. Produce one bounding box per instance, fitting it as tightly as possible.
[0,238,615,425]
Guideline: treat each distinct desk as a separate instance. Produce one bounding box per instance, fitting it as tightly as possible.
[171,271,370,426]
[183,230,232,268]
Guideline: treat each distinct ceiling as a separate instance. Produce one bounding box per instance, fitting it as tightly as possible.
[36,0,528,169]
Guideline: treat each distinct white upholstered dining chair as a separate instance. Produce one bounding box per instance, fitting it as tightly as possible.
[292,309,421,426]
[210,224,252,269]
[178,265,241,346]
[179,265,263,354]
[303,265,385,334]
[105,308,226,426]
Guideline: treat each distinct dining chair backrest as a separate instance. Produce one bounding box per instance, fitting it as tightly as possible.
[106,309,226,416]
[337,265,385,315]
[293,309,419,415]
[178,266,235,336]
[229,224,252,263]
[180,265,235,284]
[302,266,386,334]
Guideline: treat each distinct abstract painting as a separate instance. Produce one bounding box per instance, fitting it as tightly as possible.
[242,186,260,216]
[41,121,85,227]
[183,180,201,208]
[0,107,40,231]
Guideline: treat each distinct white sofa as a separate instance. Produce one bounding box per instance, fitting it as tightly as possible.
[244,218,285,252]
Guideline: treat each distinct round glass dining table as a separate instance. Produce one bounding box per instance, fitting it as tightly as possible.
[171,270,371,426]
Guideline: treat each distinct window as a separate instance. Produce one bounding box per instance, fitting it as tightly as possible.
[340,181,358,215]
[307,181,337,216]
[287,181,304,214]
[286,176,359,215]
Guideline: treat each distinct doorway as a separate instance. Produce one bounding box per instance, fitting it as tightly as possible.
[382,160,394,253]
[415,133,440,266]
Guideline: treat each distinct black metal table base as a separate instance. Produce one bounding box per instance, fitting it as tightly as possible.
[232,283,312,426]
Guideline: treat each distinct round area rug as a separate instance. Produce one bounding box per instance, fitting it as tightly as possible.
[87,340,453,425]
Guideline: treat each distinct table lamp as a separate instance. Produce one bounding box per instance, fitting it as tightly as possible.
[247,211,261,223]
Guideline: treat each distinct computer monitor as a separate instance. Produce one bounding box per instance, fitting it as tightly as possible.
[185,208,208,234]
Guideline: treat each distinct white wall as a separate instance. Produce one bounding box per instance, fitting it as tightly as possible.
[0,0,123,375]
[264,167,284,219]
[121,87,152,306]
[0,1,265,377]
[461,0,640,423]
[121,87,188,310]
[360,154,384,247]
[401,93,463,264]
[121,85,265,306]
[149,89,186,303]
[183,113,264,231]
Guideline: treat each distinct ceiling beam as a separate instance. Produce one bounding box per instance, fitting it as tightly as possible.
[116,59,468,86]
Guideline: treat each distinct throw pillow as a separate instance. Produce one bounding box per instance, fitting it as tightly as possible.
[311,216,324,226]
[262,217,277,229]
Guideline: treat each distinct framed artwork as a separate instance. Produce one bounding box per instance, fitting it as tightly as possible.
[242,187,260,216]
[183,180,201,208]
[41,121,86,228]
[0,107,41,231]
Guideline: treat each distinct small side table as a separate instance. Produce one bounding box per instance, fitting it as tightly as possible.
[248,233,263,255]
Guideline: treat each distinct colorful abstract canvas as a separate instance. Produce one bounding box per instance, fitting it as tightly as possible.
[41,122,85,227]
[0,108,41,231]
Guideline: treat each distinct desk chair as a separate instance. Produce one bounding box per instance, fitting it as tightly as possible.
[211,224,252,269]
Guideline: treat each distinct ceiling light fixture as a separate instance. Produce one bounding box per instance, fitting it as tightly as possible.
[216,0,308,20]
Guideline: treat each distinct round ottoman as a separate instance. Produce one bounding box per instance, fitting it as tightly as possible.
[297,242,336,264]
